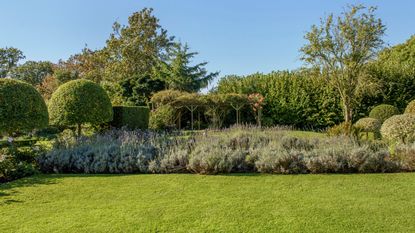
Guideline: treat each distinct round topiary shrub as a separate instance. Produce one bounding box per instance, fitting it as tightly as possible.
[0,79,48,134]
[354,118,381,132]
[380,114,415,143]
[48,79,113,135]
[369,104,400,123]
[405,100,415,114]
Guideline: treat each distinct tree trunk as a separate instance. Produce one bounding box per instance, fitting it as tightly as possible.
[190,110,194,130]
[77,123,82,137]
[343,101,353,134]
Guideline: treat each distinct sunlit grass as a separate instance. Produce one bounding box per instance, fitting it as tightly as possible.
[1,173,415,232]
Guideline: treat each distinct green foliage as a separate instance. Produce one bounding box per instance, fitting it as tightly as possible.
[10,61,54,86]
[380,114,415,143]
[360,36,415,114]
[404,99,415,114]
[354,117,381,133]
[0,47,25,78]
[53,68,79,84]
[301,5,386,124]
[369,104,400,122]
[118,74,165,106]
[216,70,342,128]
[326,122,353,136]
[0,79,48,134]
[111,106,150,129]
[150,89,188,107]
[48,79,113,128]
[149,105,176,130]
[159,43,218,92]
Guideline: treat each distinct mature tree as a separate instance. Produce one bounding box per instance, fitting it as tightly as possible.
[0,47,25,78]
[10,61,54,86]
[36,75,59,102]
[160,43,218,92]
[300,5,385,127]
[53,68,79,85]
[364,35,415,111]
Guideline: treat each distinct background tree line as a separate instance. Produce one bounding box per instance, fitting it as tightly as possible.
[1,6,414,130]
[0,8,218,105]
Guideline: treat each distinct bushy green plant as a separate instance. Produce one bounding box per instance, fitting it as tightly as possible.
[0,79,48,134]
[354,117,381,139]
[111,106,150,129]
[380,114,415,143]
[405,100,415,114]
[354,118,381,132]
[369,104,400,123]
[149,105,176,130]
[0,148,39,183]
[326,122,352,136]
[48,79,113,135]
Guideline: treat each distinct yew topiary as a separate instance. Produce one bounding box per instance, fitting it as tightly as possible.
[405,100,415,114]
[380,114,415,143]
[369,104,400,123]
[48,79,113,135]
[354,118,381,132]
[0,79,48,134]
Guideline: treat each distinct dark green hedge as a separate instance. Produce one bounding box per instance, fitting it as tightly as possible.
[111,106,150,129]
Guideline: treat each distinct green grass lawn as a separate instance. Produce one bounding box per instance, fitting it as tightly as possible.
[1,173,415,233]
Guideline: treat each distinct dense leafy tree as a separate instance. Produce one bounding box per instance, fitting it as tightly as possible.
[361,35,415,112]
[0,79,48,135]
[58,48,107,83]
[0,47,25,78]
[301,5,386,128]
[159,43,218,92]
[48,79,113,136]
[36,75,59,102]
[53,68,79,85]
[10,61,54,85]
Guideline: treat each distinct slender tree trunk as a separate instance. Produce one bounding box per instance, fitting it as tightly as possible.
[258,109,262,128]
[198,111,201,130]
[178,111,181,130]
[190,110,194,130]
[77,123,82,137]
[343,100,353,134]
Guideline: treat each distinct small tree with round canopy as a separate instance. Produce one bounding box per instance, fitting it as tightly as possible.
[0,79,48,135]
[48,79,113,136]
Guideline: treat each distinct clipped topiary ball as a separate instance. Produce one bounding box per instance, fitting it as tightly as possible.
[0,79,48,134]
[380,114,415,143]
[48,79,113,128]
[369,104,400,123]
[354,117,381,132]
[405,100,415,114]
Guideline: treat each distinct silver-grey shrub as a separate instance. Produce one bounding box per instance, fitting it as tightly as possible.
[38,127,408,174]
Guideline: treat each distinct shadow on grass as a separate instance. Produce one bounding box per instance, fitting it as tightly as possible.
[0,175,61,205]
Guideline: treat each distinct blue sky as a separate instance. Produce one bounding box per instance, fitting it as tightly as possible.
[1,0,414,88]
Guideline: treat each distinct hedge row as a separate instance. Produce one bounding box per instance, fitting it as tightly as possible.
[111,106,150,130]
